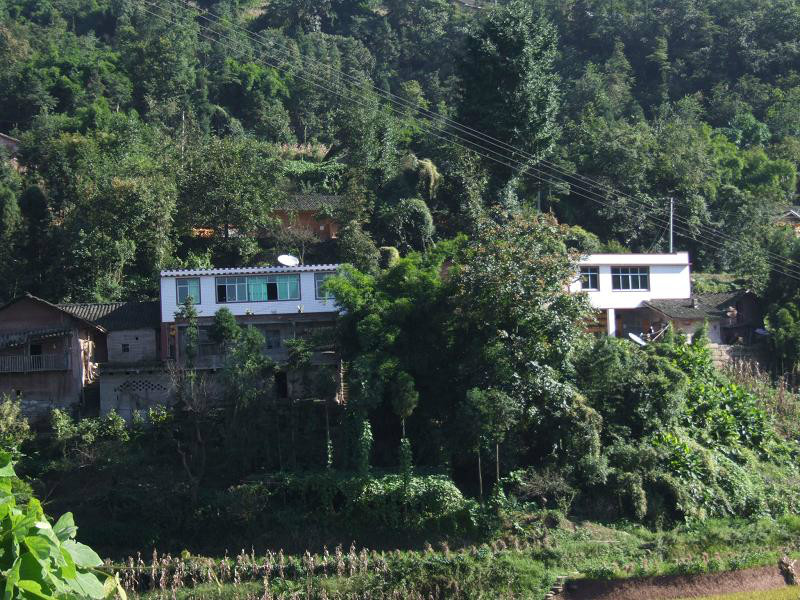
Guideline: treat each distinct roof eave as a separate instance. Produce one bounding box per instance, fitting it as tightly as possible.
[0,294,108,334]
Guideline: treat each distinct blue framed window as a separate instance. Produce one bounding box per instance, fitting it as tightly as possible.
[216,274,300,303]
[216,276,248,303]
[315,272,335,299]
[177,278,201,304]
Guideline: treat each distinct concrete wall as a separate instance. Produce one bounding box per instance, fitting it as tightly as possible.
[569,253,691,310]
[160,267,339,323]
[107,329,158,364]
[669,319,720,344]
[99,370,174,421]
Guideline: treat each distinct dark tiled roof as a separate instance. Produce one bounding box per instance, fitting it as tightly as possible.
[775,205,800,220]
[645,291,747,321]
[0,294,106,332]
[57,301,160,331]
[0,132,19,147]
[277,194,341,211]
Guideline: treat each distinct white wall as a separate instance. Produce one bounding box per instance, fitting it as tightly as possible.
[160,269,338,323]
[569,253,691,310]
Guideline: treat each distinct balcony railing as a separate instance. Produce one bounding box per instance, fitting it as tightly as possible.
[0,353,70,373]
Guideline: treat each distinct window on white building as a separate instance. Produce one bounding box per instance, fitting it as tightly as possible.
[216,276,248,303]
[580,266,599,290]
[216,274,300,303]
[315,272,335,299]
[611,266,649,291]
[247,275,300,301]
[177,278,201,305]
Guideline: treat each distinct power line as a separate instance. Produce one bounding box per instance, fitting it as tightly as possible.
[153,0,800,271]
[187,0,800,268]
[167,0,800,276]
[136,0,800,281]
[139,0,800,281]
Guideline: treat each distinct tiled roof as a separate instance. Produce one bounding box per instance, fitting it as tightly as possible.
[0,294,106,332]
[277,194,341,211]
[645,291,747,321]
[0,132,19,146]
[161,264,339,277]
[775,205,800,220]
[58,301,160,331]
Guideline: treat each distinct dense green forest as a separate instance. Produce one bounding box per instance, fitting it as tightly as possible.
[2,0,800,293]
[3,0,800,363]
[5,0,800,585]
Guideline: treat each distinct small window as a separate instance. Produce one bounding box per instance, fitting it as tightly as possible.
[216,276,248,303]
[121,344,130,353]
[315,272,335,299]
[29,344,42,356]
[580,267,599,291]
[611,266,650,291]
[177,278,201,305]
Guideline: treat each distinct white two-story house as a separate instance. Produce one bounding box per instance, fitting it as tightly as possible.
[569,253,692,338]
[159,265,340,396]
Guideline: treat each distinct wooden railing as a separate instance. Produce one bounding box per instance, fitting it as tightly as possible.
[0,353,70,373]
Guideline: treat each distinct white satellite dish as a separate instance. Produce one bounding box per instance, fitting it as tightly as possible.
[628,332,647,347]
[277,254,300,267]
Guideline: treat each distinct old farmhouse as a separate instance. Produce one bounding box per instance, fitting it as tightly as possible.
[0,296,161,418]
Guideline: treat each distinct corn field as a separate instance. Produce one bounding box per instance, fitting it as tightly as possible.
[112,538,537,600]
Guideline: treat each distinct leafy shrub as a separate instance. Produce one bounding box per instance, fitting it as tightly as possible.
[582,565,620,580]
[379,246,400,268]
[575,335,800,524]
[337,222,380,273]
[504,468,577,512]
[576,337,686,439]
[226,472,475,535]
[380,198,435,253]
[51,409,130,462]
[0,394,32,458]
[0,451,123,599]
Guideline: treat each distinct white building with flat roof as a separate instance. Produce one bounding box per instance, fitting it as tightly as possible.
[568,252,691,337]
[159,264,339,323]
[158,264,340,366]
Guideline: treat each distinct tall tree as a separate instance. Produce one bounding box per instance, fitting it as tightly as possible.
[178,136,284,265]
[459,0,561,185]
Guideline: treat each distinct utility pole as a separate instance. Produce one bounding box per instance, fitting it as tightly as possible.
[669,197,674,254]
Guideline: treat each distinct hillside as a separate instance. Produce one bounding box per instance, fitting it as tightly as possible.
[2,3,800,597]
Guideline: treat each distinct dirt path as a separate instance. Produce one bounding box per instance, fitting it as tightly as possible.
[561,565,788,600]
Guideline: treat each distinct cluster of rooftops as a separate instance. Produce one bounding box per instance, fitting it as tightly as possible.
[0,252,758,360]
